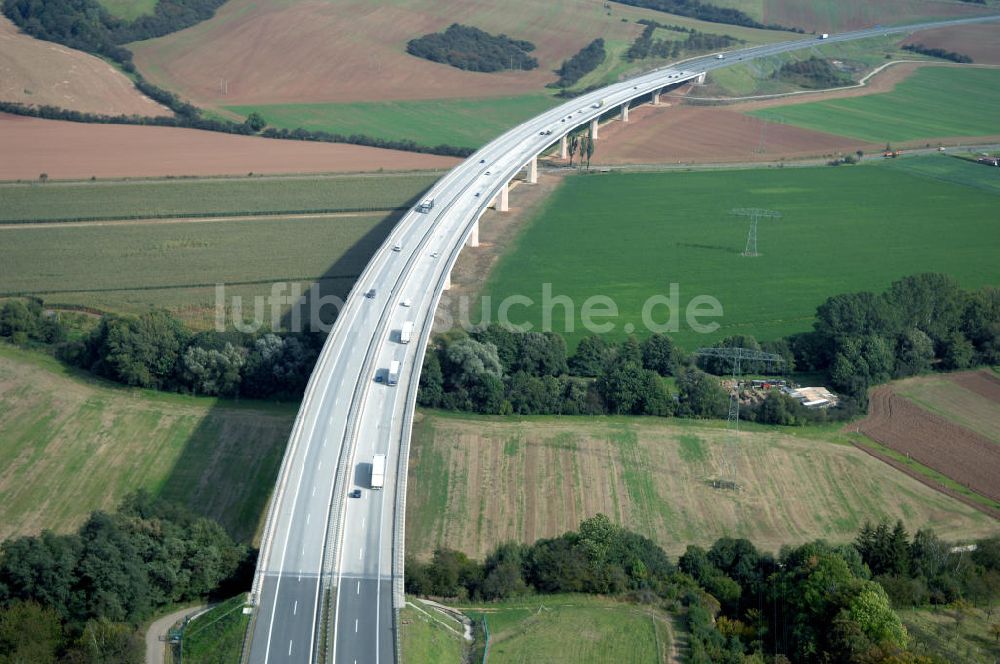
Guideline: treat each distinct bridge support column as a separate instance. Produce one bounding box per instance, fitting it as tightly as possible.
[499,181,509,212]
[444,268,452,291]
[696,72,706,84]
[467,219,479,247]
[560,135,568,159]
[590,117,599,139]
[621,102,629,123]
[527,156,538,184]
[652,89,661,105]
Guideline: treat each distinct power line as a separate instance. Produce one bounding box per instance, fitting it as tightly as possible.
[731,208,781,257]
[694,347,785,490]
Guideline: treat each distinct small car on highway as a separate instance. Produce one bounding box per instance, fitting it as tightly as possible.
[350,489,362,498]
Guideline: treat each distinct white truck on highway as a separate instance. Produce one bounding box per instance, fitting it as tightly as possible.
[371,453,386,490]
[400,321,413,344]
[387,360,401,385]
[819,33,829,39]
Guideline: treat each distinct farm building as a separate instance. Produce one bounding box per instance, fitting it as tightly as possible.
[784,386,839,409]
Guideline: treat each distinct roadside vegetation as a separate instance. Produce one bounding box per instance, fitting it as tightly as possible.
[177,594,252,664]
[0,493,250,663]
[903,43,973,63]
[627,18,742,61]
[774,56,852,88]
[551,38,607,89]
[406,513,1000,663]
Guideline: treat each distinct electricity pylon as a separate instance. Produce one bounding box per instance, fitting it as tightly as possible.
[731,208,781,257]
[695,347,785,490]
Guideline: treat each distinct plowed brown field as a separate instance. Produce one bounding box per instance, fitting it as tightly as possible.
[905,23,1000,65]
[953,370,1000,405]
[858,385,1000,503]
[0,113,460,180]
[0,17,166,116]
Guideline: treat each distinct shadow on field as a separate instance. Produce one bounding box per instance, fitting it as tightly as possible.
[153,199,417,545]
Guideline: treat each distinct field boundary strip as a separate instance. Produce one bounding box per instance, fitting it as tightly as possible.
[0,205,408,225]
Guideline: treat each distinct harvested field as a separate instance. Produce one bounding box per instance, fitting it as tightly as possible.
[0,17,165,116]
[405,412,997,561]
[590,103,876,165]
[129,0,786,107]
[0,114,459,181]
[858,386,1000,503]
[896,371,1000,445]
[905,22,1000,66]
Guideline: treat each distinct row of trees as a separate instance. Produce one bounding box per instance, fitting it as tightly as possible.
[610,0,801,32]
[550,38,606,88]
[774,56,853,89]
[406,24,538,72]
[0,300,322,400]
[902,43,974,64]
[0,493,250,663]
[408,515,1000,662]
[627,19,741,61]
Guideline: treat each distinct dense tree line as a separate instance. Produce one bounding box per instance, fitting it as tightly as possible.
[0,493,250,663]
[550,38,606,89]
[774,56,853,89]
[406,24,538,72]
[790,273,1000,404]
[627,20,741,61]
[610,0,801,32]
[408,515,1000,663]
[902,43,974,64]
[0,300,323,400]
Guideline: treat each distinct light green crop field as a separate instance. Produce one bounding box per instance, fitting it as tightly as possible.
[480,156,1000,350]
[0,212,395,328]
[749,66,1000,143]
[96,0,157,21]
[0,345,294,543]
[405,411,997,562]
[226,95,561,150]
[0,173,439,222]
[400,600,468,664]
[458,594,672,664]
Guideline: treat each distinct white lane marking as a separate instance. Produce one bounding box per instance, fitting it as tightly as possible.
[318,462,322,471]
[293,601,297,615]
[306,513,311,525]
[355,618,359,633]
[288,640,293,656]
[357,580,361,594]
[359,547,364,559]
[312,486,316,497]
[362,517,365,528]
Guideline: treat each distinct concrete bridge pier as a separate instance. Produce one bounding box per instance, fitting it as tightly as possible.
[590,117,599,139]
[527,156,538,184]
[560,135,568,159]
[696,72,706,84]
[492,181,510,212]
[467,219,479,247]
[444,268,452,291]
[652,88,661,105]
[621,102,629,123]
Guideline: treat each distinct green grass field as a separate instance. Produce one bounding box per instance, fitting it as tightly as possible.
[749,66,1000,142]
[226,94,561,150]
[899,604,1000,664]
[0,345,294,542]
[178,595,251,664]
[480,156,1000,350]
[400,600,469,664]
[458,594,672,664]
[96,0,157,21]
[0,173,438,222]
[0,212,394,327]
[405,411,998,561]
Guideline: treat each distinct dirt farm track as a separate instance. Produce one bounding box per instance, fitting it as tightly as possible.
[857,372,1000,505]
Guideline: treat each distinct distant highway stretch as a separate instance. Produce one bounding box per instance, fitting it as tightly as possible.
[244,13,1000,664]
